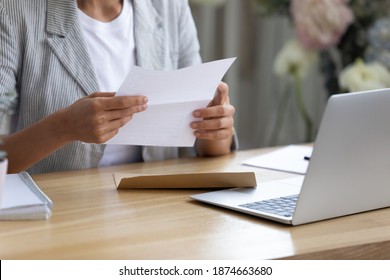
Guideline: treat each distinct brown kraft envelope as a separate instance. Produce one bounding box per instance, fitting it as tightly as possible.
[114,172,257,189]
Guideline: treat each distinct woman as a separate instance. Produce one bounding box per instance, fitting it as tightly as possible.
[0,0,236,174]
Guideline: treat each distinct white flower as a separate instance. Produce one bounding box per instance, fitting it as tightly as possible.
[291,0,354,50]
[273,39,318,79]
[339,59,390,92]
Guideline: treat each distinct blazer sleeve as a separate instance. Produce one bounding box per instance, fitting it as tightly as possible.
[0,2,19,96]
[177,0,202,68]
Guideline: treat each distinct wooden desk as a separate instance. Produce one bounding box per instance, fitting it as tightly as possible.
[1,147,390,260]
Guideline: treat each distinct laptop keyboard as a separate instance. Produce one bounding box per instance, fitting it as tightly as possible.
[239,194,298,218]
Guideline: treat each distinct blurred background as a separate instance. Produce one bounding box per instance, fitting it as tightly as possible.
[188,0,390,150]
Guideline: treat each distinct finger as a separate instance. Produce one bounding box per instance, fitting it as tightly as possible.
[193,104,235,119]
[88,92,116,98]
[194,128,233,141]
[217,82,229,103]
[92,115,134,143]
[109,114,134,128]
[102,95,148,110]
[191,116,233,131]
[209,82,229,107]
[106,104,148,121]
[92,127,121,144]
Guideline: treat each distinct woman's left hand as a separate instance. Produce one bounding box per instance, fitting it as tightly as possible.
[191,82,235,156]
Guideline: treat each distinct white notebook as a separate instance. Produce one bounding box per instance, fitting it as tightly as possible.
[0,172,53,220]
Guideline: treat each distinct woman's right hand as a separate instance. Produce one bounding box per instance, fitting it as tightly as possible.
[59,92,148,143]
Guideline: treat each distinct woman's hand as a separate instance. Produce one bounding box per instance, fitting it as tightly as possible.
[191,82,235,156]
[3,92,148,173]
[59,92,148,143]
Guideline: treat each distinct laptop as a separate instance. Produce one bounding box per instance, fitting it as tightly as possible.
[191,88,390,225]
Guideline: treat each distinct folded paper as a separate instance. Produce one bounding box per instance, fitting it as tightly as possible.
[107,57,236,146]
[114,172,257,189]
[0,172,52,220]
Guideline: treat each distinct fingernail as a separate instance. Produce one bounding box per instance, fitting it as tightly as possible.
[143,97,148,103]
[193,111,201,118]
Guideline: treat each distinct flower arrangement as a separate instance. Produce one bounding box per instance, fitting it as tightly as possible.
[254,0,390,142]
[255,0,390,92]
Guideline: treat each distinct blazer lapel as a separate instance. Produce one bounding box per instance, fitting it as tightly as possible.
[132,0,166,70]
[45,0,99,95]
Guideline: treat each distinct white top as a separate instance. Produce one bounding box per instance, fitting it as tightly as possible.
[78,0,142,166]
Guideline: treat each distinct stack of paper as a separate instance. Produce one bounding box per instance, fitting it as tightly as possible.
[242,145,313,175]
[0,172,53,220]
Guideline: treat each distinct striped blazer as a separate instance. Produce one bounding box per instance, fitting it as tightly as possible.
[0,0,203,174]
